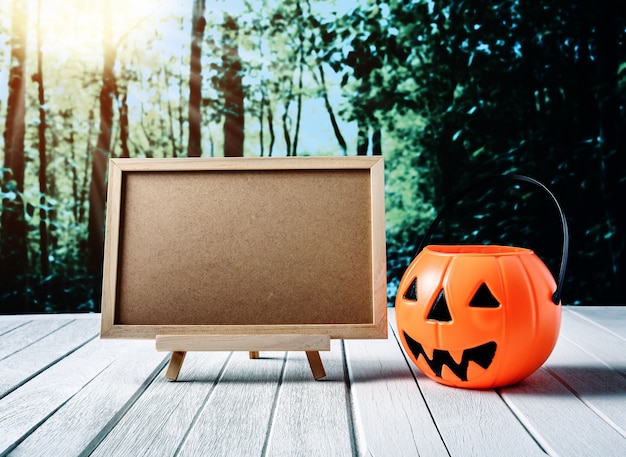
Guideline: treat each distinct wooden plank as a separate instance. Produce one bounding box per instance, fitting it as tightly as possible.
[370,157,389,341]
[566,306,626,340]
[1,308,624,457]
[174,351,286,457]
[495,307,626,455]
[0,336,141,454]
[100,158,124,338]
[543,336,626,438]
[90,351,232,456]
[7,340,167,457]
[345,333,449,457]
[499,368,626,456]
[559,308,626,373]
[110,156,383,171]
[420,383,547,456]
[0,318,99,398]
[156,334,331,352]
[388,309,546,457]
[262,342,354,457]
[0,318,73,359]
[0,319,29,337]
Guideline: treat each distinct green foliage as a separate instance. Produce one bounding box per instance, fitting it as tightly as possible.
[1,166,93,313]
[0,0,362,313]
[336,0,626,305]
[383,120,436,301]
[1,0,624,312]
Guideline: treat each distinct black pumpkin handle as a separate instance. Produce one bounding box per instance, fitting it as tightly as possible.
[414,174,569,305]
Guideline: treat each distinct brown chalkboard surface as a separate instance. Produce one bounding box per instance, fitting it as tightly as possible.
[100,157,387,342]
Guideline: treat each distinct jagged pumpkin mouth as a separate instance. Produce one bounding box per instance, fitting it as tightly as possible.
[403,331,497,382]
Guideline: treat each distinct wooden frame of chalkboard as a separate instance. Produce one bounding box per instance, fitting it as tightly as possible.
[100,157,386,378]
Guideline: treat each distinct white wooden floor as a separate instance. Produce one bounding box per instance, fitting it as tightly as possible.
[0,307,625,457]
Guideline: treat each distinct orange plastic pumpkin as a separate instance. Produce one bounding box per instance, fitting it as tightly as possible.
[396,175,568,389]
[396,245,561,388]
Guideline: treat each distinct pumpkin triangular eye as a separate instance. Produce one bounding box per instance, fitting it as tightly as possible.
[403,278,418,301]
[427,290,452,322]
[469,283,501,308]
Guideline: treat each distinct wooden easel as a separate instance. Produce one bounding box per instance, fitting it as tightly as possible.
[156,334,330,381]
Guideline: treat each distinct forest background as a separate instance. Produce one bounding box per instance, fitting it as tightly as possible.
[1,0,624,314]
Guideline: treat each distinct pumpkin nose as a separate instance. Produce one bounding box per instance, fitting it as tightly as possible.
[427,290,452,322]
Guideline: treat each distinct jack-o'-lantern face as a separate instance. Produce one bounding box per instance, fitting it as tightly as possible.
[396,245,561,389]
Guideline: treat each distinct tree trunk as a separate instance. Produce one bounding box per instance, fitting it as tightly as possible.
[356,125,382,156]
[282,100,293,156]
[63,110,79,223]
[292,4,305,158]
[178,62,186,157]
[259,85,266,157]
[188,0,205,157]
[87,2,116,309]
[119,87,130,158]
[163,66,180,158]
[372,128,382,156]
[1,0,29,311]
[222,15,244,157]
[357,124,369,155]
[292,51,303,157]
[266,98,276,157]
[36,0,49,278]
[79,108,95,226]
[317,64,347,155]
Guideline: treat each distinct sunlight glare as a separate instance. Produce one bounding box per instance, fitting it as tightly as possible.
[38,0,181,62]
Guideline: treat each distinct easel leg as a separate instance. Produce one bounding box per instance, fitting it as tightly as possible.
[165,351,187,381]
[306,351,326,380]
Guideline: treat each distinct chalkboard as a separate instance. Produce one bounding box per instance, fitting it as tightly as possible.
[100,157,387,342]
